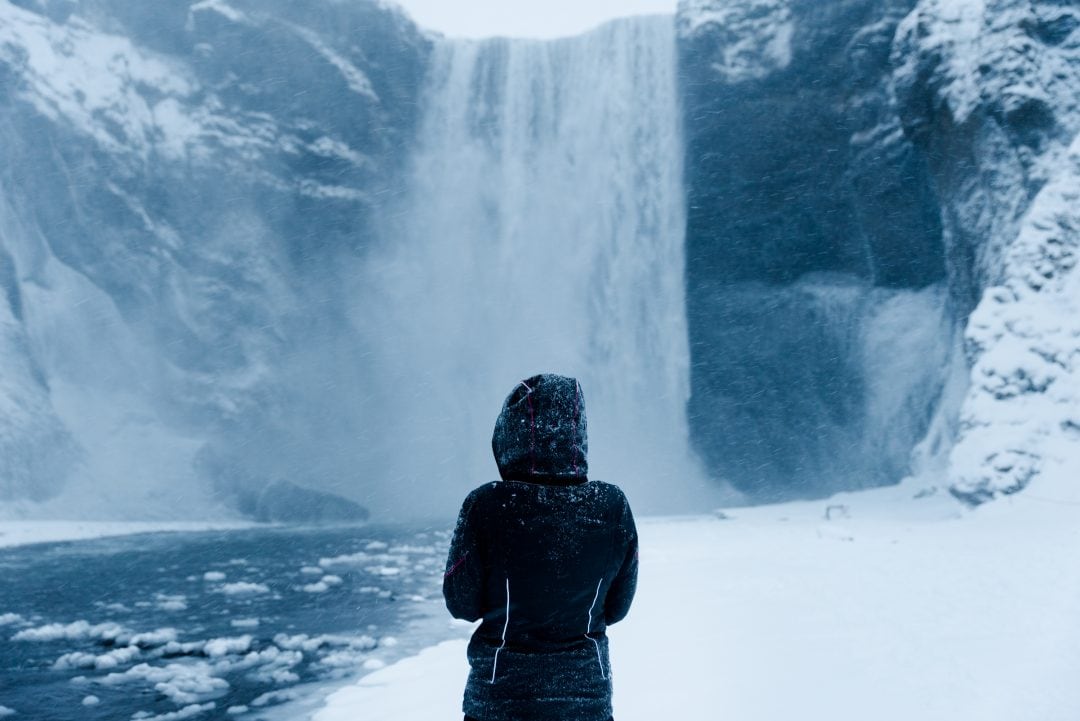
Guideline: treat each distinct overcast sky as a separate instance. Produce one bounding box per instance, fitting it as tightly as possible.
[391,0,678,39]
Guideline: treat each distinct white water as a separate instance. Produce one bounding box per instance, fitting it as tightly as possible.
[354,16,724,517]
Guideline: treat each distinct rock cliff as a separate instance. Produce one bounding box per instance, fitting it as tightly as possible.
[893,0,1080,503]
[0,0,429,517]
[680,0,1079,503]
[678,0,954,500]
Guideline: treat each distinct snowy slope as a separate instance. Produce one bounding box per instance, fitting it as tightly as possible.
[311,490,1080,721]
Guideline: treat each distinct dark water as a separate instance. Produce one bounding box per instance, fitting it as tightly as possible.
[0,524,452,720]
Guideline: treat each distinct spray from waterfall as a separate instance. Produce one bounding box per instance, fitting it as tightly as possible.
[354,16,726,518]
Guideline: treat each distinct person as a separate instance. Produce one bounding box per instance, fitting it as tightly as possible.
[443,373,639,721]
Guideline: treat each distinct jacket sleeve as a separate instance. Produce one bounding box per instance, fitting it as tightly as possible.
[604,493,638,625]
[443,490,485,622]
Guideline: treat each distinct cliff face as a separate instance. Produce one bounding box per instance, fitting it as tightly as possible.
[678,0,955,500]
[679,0,944,289]
[0,0,429,517]
[679,0,1080,504]
[2,0,1074,517]
[892,0,1080,503]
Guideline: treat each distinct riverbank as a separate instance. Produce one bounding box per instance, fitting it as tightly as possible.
[312,485,1080,721]
[0,520,258,550]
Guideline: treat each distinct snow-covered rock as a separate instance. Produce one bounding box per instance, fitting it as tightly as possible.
[677,0,793,83]
[892,0,1080,502]
[679,0,1080,506]
[0,0,429,518]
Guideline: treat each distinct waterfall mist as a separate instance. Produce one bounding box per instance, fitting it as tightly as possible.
[352,16,727,518]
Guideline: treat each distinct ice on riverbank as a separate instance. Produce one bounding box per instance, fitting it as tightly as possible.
[0,521,256,550]
[312,485,1080,721]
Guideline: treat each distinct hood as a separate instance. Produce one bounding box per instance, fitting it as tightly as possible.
[492,374,588,484]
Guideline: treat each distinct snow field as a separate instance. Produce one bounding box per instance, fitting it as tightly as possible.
[314,490,1080,721]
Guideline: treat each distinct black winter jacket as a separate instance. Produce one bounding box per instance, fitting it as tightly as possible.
[444,374,639,721]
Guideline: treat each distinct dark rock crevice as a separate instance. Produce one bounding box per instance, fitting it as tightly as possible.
[679,0,953,500]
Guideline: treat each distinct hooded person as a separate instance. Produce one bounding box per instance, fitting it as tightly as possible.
[443,373,639,721]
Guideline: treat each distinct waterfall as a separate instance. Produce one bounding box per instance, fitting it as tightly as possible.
[355,16,722,517]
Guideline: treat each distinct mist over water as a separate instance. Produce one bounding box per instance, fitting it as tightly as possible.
[354,16,725,518]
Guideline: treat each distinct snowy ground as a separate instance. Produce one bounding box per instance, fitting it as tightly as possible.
[0,520,255,549]
[312,483,1080,721]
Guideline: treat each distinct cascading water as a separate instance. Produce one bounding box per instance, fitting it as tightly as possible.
[354,16,725,517]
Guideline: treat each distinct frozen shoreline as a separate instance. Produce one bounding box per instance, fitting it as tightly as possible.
[311,485,1080,721]
[0,520,258,550]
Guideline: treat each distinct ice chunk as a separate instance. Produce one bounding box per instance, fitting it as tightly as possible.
[217,582,269,595]
[134,703,216,721]
[13,620,129,643]
[54,646,141,670]
[203,636,253,657]
[250,690,299,707]
[301,575,342,593]
[318,552,369,567]
[97,662,228,705]
[130,629,180,648]
[156,595,188,612]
